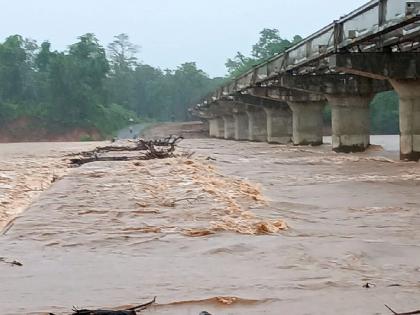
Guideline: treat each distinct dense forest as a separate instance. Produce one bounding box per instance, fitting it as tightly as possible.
[0,29,399,140]
[0,33,222,139]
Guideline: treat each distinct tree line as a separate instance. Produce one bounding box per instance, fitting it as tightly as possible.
[0,33,223,137]
[0,29,399,138]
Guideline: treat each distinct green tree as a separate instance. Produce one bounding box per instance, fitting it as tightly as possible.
[370,91,399,134]
[225,28,302,77]
[35,41,52,72]
[252,29,301,60]
[106,34,140,112]
[0,35,29,102]
[48,33,109,126]
[108,33,139,72]
[225,52,259,76]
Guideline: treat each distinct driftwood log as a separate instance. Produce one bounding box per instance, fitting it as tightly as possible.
[386,305,420,315]
[70,136,183,166]
[48,297,156,315]
[0,257,22,267]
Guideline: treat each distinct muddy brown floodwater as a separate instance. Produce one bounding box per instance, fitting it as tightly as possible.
[0,136,420,315]
[0,142,102,231]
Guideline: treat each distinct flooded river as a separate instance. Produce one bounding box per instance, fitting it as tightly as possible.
[0,136,419,315]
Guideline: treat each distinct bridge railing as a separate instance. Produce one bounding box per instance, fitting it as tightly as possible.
[200,0,420,107]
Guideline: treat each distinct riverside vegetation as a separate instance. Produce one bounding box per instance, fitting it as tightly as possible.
[0,29,399,140]
[0,33,223,140]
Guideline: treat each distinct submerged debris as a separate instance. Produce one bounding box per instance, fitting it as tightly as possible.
[70,136,183,166]
[49,297,156,315]
[0,257,23,267]
[363,282,376,289]
[385,304,420,315]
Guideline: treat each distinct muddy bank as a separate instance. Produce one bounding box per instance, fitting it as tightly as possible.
[1,133,420,315]
[0,117,103,142]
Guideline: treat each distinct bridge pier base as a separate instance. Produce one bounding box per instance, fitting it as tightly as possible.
[223,115,235,139]
[327,95,372,153]
[264,107,292,144]
[288,101,325,146]
[247,109,267,142]
[233,113,249,140]
[390,79,420,161]
[209,118,224,138]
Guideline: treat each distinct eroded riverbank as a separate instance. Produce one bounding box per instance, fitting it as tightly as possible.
[1,137,420,314]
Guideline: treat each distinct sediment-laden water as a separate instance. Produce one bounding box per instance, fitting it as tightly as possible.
[0,142,101,231]
[0,136,419,315]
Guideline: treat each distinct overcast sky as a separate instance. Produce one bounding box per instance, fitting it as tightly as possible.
[0,0,368,77]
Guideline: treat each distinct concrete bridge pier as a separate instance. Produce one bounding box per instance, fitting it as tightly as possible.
[263,106,292,144]
[223,115,235,139]
[278,74,387,153]
[209,117,225,138]
[329,52,420,159]
[247,108,267,142]
[288,101,325,146]
[326,95,372,153]
[233,112,249,140]
[390,80,420,161]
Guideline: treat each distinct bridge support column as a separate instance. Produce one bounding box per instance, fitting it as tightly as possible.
[209,118,224,138]
[288,101,325,146]
[263,107,292,144]
[233,113,249,140]
[247,109,267,142]
[209,119,217,137]
[390,79,420,161]
[326,95,372,153]
[223,115,235,139]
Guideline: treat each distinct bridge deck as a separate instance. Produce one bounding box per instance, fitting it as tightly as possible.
[201,0,420,104]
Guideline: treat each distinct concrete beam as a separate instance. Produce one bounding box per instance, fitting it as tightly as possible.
[278,74,391,95]
[236,93,290,110]
[390,79,420,161]
[331,52,420,80]
[207,101,236,117]
[250,87,325,102]
[288,101,326,146]
[190,107,215,120]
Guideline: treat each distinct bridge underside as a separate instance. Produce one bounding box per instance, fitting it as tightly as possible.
[198,51,420,161]
[194,1,420,161]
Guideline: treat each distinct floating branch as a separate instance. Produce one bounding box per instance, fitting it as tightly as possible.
[70,137,183,166]
[385,305,420,315]
[48,297,156,315]
[0,257,22,267]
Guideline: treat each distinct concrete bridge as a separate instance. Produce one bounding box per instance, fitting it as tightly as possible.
[192,0,420,161]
